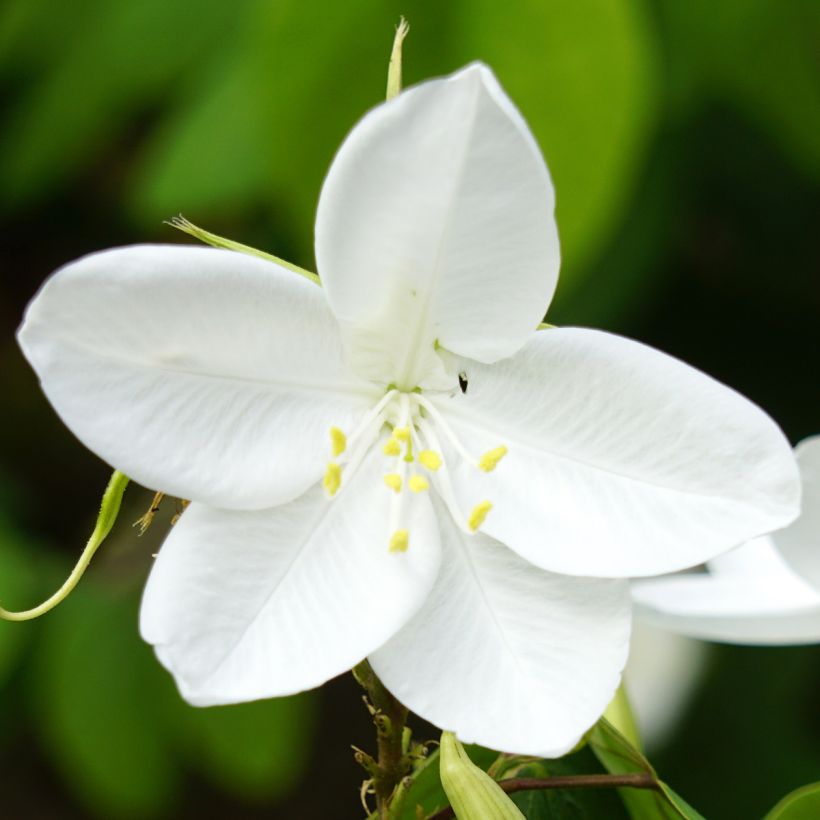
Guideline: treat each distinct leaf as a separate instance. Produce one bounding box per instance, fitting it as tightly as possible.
[181,693,317,801]
[0,513,42,686]
[659,0,820,178]
[0,0,238,209]
[764,783,820,820]
[401,744,633,820]
[456,0,661,287]
[589,718,705,820]
[508,747,631,820]
[32,582,184,818]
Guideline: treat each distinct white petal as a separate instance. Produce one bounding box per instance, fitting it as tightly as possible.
[433,328,800,577]
[631,537,820,645]
[369,502,630,756]
[315,63,559,389]
[775,436,820,591]
[624,621,707,750]
[140,447,441,704]
[18,245,380,509]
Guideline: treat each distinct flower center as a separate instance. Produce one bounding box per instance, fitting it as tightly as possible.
[321,389,507,552]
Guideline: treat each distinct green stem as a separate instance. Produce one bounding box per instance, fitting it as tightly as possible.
[0,470,129,621]
[353,660,412,818]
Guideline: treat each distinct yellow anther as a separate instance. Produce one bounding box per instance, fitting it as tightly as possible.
[419,450,442,471]
[468,500,493,532]
[383,437,402,456]
[323,462,342,496]
[383,473,403,493]
[393,426,410,442]
[479,445,508,472]
[389,529,409,553]
[329,426,347,457]
[408,475,429,493]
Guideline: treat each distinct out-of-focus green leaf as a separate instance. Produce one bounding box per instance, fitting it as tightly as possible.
[183,693,317,801]
[589,718,705,820]
[660,0,820,178]
[457,0,660,288]
[764,783,820,820]
[0,514,40,687]
[0,0,237,209]
[32,582,183,818]
[130,0,451,263]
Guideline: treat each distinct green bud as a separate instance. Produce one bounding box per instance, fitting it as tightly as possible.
[439,732,525,819]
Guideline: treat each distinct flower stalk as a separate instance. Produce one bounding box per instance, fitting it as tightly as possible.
[353,659,414,818]
[0,470,129,621]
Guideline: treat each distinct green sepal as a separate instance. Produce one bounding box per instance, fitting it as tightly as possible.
[166,215,320,285]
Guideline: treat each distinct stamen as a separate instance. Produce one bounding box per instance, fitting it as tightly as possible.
[408,475,429,493]
[330,426,347,457]
[418,450,442,471]
[479,445,508,472]
[383,473,403,493]
[415,419,473,535]
[323,462,342,496]
[414,395,481,467]
[344,389,399,451]
[393,426,410,442]
[389,529,409,553]
[383,438,402,456]
[468,501,492,531]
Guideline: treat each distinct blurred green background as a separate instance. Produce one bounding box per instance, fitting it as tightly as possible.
[0,1,818,817]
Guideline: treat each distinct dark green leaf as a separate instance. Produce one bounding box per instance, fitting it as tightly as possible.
[183,693,317,801]
[32,582,183,818]
[0,515,42,686]
[589,718,705,820]
[508,747,631,820]
[764,782,820,820]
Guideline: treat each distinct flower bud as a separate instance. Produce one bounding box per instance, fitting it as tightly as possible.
[439,731,525,819]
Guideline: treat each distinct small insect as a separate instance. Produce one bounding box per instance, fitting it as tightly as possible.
[458,371,469,394]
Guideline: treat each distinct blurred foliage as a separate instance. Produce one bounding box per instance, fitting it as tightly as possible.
[0,0,818,817]
[765,782,820,820]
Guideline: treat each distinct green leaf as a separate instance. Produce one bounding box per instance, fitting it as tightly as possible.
[0,515,40,687]
[182,693,317,801]
[456,0,661,288]
[508,747,631,820]
[589,718,705,820]
[0,0,237,209]
[659,0,820,178]
[32,582,183,818]
[764,783,820,820]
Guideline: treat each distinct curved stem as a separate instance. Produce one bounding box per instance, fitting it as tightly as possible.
[427,772,660,820]
[0,470,129,621]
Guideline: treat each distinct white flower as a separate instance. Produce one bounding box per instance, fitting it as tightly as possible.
[632,437,820,645]
[17,64,800,755]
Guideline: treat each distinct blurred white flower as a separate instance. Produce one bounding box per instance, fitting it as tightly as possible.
[17,64,800,755]
[633,437,820,645]
[623,621,708,750]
